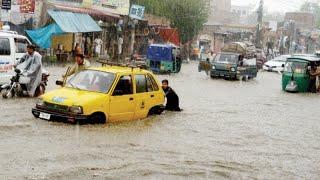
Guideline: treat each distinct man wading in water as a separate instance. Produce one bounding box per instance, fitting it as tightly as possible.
[162,79,182,111]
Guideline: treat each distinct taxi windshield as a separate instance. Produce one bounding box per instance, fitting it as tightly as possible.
[215,54,238,64]
[284,61,308,74]
[67,70,115,93]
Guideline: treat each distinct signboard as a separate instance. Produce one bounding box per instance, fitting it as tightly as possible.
[82,0,93,8]
[269,21,277,32]
[94,0,129,15]
[129,4,145,20]
[20,0,34,13]
[2,0,11,10]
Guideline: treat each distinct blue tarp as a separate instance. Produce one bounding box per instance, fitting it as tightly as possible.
[26,10,102,49]
[26,23,64,49]
[147,44,173,61]
[48,10,102,33]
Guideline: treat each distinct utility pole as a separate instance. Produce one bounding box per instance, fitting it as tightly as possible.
[255,0,263,49]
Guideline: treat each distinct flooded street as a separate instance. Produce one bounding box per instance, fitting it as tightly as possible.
[1,62,320,179]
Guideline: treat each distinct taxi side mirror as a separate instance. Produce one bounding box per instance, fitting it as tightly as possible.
[56,80,64,86]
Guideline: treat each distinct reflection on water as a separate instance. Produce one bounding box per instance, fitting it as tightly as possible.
[0,62,320,179]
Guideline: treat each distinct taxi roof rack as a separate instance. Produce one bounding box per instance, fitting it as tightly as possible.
[97,59,148,71]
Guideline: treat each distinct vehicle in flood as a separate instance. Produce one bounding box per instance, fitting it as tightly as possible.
[210,42,258,80]
[32,66,165,124]
[262,55,291,72]
[146,44,182,74]
[0,30,31,85]
[282,55,320,93]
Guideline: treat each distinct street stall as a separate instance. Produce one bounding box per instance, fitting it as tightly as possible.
[26,10,102,64]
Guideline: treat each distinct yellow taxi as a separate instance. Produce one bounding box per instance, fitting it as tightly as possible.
[32,66,165,124]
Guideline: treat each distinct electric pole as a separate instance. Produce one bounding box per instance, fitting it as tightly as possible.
[255,0,263,48]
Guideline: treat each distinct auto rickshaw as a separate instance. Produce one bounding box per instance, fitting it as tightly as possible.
[282,55,320,93]
[146,44,182,74]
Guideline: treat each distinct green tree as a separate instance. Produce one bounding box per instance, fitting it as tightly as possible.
[132,0,209,44]
[300,2,320,28]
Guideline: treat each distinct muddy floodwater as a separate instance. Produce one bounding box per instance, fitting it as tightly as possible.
[0,62,320,179]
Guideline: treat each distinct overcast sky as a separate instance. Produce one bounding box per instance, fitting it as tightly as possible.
[232,0,307,13]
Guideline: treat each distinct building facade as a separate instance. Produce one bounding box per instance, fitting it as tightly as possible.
[284,12,315,30]
[207,0,232,24]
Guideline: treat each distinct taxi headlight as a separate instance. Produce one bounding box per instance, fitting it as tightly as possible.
[212,66,216,70]
[231,67,236,72]
[69,106,83,114]
[36,98,45,107]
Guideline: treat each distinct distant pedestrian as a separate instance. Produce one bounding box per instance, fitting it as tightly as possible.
[73,43,81,57]
[94,36,103,57]
[162,79,181,111]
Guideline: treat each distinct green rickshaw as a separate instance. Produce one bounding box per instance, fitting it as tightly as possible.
[282,55,320,93]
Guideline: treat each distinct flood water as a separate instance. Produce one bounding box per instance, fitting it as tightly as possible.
[1,62,320,179]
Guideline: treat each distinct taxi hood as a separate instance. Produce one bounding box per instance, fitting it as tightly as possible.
[42,87,106,106]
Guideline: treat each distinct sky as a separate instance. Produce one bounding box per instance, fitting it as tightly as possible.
[232,0,308,13]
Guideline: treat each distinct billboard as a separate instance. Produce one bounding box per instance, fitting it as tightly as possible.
[2,0,11,10]
[94,0,129,15]
[20,0,35,13]
[129,4,145,20]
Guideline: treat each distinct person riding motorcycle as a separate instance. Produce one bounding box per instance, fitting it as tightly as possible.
[14,44,42,97]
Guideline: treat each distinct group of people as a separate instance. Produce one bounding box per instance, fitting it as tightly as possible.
[16,44,182,111]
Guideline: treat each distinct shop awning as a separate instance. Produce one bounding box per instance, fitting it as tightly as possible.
[26,23,64,49]
[48,10,102,33]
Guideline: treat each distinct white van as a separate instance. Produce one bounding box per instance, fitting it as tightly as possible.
[0,30,31,85]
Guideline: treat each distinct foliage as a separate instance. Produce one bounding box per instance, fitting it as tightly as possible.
[132,0,209,44]
[300,2,320,28]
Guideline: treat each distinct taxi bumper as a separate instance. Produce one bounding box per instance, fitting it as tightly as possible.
[32,107,88,124]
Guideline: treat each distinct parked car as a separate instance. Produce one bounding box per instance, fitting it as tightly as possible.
[32,66,165,124]
[262,55,291,72]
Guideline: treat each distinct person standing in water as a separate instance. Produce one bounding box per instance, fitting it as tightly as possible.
[162,79,181,111]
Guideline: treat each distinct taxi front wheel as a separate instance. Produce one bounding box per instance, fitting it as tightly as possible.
[88,113,106,124]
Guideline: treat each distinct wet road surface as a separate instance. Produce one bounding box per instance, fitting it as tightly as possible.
[0,62,320,179]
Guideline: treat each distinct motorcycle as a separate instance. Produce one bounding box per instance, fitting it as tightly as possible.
[1,68,49,98]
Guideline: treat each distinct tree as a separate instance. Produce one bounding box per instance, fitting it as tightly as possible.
[300,2,320,28]
[132,0,209,44]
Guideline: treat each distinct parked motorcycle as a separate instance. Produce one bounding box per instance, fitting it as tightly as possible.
[1,68,49,98]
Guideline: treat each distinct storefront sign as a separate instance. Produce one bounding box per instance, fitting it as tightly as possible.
[20,0,35,13]
[129,4,145,20]
[2,0,11,10]
[95,0,129,15]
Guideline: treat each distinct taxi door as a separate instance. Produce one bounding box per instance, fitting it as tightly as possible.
[109,75,136,122]
[133,74,149,120]
[133,74,162,120]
